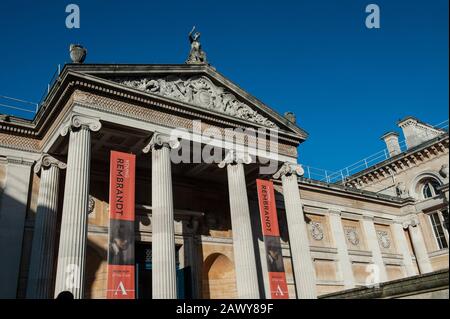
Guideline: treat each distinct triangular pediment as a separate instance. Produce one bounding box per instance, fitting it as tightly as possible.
[112,74,278,128]
[64,64,308,140]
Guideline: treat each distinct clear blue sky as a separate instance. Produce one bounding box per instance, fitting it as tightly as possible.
[0,0,448,171]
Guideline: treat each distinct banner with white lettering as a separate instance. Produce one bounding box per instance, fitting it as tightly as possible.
[256,179,289,299]
[107,151,136,299]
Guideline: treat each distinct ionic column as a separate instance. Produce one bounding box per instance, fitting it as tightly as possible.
[392,222,417,277]
[328,210,355,289]
[27,155,66,299]
[403,218,433,274]
[219,150,260,299]
[361,216,388,283]
[143,133,179,299]
[273,163,316,299]
[54,114,101,299]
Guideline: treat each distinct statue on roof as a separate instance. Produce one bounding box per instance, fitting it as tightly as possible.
[186,26,208,64]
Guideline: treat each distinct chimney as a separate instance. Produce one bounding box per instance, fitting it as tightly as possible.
[381,132,401,157]
[397,116,444,150]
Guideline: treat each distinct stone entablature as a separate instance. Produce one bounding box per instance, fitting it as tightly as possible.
[0,71,303,158]
[344,133,449,190]
[0,90,299,158]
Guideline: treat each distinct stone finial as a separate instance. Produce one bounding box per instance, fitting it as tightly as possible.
[60,114,102,136]
[34,154,67,174]
[284,112,297,124]
[69,44,87,64]
[273,162,304,179]
[218,150,252,168]
[186,26,208,64]
[142,132,180,153]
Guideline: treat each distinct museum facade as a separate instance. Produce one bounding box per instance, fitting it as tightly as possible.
[0,45,448,299]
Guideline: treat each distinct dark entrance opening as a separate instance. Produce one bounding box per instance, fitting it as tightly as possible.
[135,242,192,299]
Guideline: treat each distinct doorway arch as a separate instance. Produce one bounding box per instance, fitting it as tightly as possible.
[202,253,237,299]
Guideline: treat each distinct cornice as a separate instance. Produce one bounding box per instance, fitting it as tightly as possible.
[292,177,415,207]
[344,134,449,188]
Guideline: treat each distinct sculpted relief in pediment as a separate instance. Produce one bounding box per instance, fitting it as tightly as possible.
[114,75,277,128]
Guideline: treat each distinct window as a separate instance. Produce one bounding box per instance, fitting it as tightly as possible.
[442,209,449,231]
[422,179,440,199]
[429,211,448,250]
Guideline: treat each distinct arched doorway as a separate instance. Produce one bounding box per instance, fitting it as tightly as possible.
[202,253,237,299]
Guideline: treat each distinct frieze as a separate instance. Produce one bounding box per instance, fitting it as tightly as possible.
[114,75,278,128]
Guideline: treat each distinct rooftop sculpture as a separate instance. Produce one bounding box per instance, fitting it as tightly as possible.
[186,26,208,64]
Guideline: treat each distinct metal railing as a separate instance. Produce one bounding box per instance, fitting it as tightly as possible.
[0,95,38,115]
[0,64,62,118]
[303,119,449,184]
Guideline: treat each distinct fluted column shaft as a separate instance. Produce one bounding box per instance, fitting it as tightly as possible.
[225,162,260,298]
[54,115,100,299]
[280,173,317,299]
[151,144,177,299]
[27,156,65,299]
[407,223,433,274]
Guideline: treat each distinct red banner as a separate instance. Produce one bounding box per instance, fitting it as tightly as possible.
[256,179,289,299]
[107,151,136,299]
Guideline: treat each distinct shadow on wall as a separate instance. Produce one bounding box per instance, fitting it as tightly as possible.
[85,239,108,299]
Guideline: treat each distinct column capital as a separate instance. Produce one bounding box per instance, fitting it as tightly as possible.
[34,154,67,174]
[273,162,304,179]
[142,132,180,153]
[60,114,102,137]
[402,217,420,229]
[218,150,251,168]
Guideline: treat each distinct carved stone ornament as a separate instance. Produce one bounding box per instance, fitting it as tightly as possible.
[218,150,252,168]
[273,162,305,180]
[439,164,449,179]
[142,132,181,153]
[284,111,296,124]
[396,182,408,197]
[60,114,102,136]
[345,228,360,246]
[115,75,277,128]
[34,154,67,174]
[310,222,324,241]
[88,196,95,214]
[376,230,391,249]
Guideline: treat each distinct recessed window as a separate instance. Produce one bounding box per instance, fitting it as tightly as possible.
[429,211,448,250]
[421,179,440,199]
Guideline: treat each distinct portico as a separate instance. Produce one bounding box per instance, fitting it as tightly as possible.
[9,58,308,299]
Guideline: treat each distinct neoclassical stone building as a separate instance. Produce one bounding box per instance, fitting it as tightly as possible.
[0,44,448,299]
